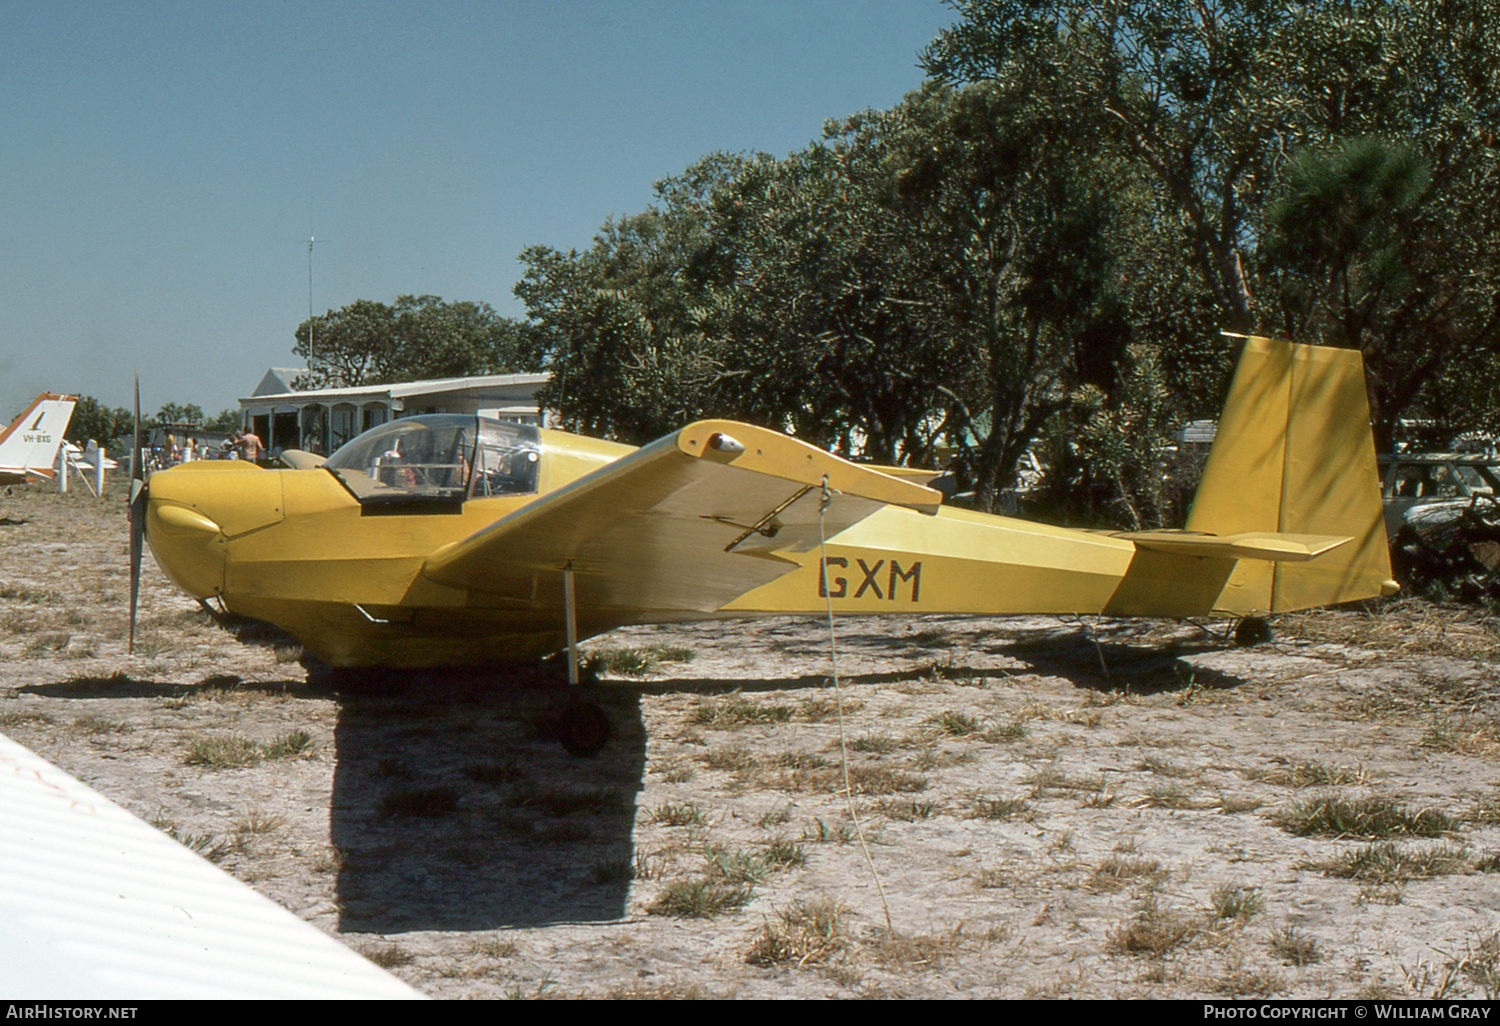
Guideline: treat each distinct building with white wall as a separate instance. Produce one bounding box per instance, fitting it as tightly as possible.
[239,370,551,456]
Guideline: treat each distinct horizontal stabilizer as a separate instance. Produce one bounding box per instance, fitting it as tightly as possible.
[1122,530,1351,563]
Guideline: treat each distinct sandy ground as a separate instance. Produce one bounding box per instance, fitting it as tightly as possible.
[3,482,1500,999]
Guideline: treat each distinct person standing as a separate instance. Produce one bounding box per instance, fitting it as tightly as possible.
[238,428,264,465]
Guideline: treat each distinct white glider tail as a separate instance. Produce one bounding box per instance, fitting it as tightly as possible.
[0,393,77,485]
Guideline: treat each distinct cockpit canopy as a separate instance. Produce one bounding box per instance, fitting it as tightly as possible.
[323,414,540,504]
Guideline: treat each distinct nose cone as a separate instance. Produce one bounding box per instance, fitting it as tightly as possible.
[146,495,226,597]
[143,463,284,599]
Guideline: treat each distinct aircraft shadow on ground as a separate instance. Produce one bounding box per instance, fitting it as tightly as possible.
[20,671,648,933]
[988,626,1250,695]
[22,628,1244,934]
[327,676,646,933]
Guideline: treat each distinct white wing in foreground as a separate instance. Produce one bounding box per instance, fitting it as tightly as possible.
[0,732,424,1000]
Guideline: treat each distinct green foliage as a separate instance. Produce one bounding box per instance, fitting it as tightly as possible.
[647,877,754,918]
[1036,344,1197,529]
[155,402,203,427]
[517,158,739,442]
[64,396,134,448]
[293,294,545,389]
[201,409,241,433]
[521,82,1140,506]
[924,0,1500,447]
[1273,793,1458,839]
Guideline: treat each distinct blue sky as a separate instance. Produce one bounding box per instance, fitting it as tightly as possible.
[0,1,955,422]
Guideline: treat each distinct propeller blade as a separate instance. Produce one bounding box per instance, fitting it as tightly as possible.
[128,375,145,654]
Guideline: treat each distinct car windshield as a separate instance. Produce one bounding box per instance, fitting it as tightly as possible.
[324,415,539,503]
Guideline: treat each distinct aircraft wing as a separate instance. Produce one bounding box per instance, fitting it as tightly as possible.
[422,420,943,613]
[0,731,424,999]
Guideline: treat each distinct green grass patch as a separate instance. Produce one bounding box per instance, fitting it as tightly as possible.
[1308,841,1470,882]
[745,897,851,968]
[1272,794,1457,839]
[1091,855,1169,893]
[647,878,754,918]
[183,734,263,769]
[588,643,697,678]
[972,796,1032,821]
[1269,927,1324,966]
[263,730,312,760]
[649,802,704,826]
[1107,895,1198,956]
[1208,884,1262,921]
[689,694,796,728]
[925,710,981,736]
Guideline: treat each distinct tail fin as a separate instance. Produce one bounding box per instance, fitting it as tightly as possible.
[1185,336,1396,614]
[0,394,77,481]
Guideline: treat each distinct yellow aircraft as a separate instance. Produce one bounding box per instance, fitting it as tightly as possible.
[132,336,1395,751]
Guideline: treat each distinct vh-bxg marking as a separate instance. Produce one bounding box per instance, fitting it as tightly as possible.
[135,336,1396,671]
[0,393,75,485]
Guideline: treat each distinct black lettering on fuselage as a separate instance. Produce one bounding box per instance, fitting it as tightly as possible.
[889,560,921,602]
[818,556,848,598]
[818,557,922,603]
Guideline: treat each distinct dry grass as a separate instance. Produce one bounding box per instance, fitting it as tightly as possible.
[1419,716,1500,757]
[1091,855,1170,893]
[1448,932,1500,1000]
[181,729,311,769]
[648,877,755,919]
[745,897,853,968]
[1307,842,1471,882]
[1025,762,1108,797]
[1277,602,1500,660]
[1272,793,1458,839]
[1241,760,1371,788]
[1269,927,1325,967]
[1207,884,1262,922]
[1107,895,1199,957]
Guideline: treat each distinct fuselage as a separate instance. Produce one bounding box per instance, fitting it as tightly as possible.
[146,420,634,665]
[142,416,1170,668]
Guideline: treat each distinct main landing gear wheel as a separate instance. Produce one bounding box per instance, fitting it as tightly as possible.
[557,702,611,757]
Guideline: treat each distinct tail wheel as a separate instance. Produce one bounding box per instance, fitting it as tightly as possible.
[1233,616,1272,647]
[557,703,611,757]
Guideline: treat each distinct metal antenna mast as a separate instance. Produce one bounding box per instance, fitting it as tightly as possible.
[307,235,317,372]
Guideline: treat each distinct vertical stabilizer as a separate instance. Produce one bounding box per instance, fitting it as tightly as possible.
[1185,337,1394,613]
[0,394,76,481]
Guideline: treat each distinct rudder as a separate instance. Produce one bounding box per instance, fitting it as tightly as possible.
[1185,336,1395,613]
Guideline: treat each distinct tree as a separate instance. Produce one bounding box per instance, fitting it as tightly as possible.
[846,81,1137,505]
[292,295,545,389]
[202,409,241,433]
[155,402,203,427]
[65,397,133,449]
[517,156,742,443]
[704,139,958,463]
[520,83,1142,509]
[923,0,1500,441]
[1265,136,1500,445]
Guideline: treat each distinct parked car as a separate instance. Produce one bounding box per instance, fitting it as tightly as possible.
[1379,452,1500,601]
[1379,452,1500,537]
